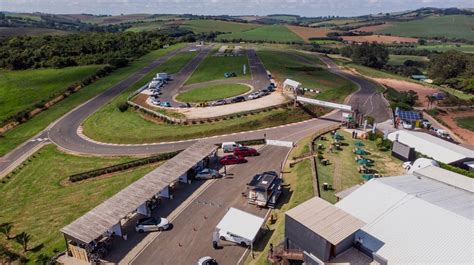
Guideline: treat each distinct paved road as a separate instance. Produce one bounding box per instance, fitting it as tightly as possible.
[131,145,290,265]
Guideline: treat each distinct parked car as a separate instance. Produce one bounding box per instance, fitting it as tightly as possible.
[402,121,413,130]
[260,89,271,95]
[198,256,218,265]
[257,91,266,97]
[160,102,171,108]
[195,168,221,179]
[151,99,161,105]
[179,104,190,108]
[221,142,242,152]
[218,230,250,247]
[224,72,237,78]
[421,119,431,128]
[248,92,260,100]
[220,155,247,165]
[196,102,209,107]
[211,99,227,106]
[231,96,246,103]
[135,217,170,233]
[233,146,259,157]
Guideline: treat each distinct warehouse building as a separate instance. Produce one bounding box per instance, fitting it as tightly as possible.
[387,130,474,168]
[284,166,474,264]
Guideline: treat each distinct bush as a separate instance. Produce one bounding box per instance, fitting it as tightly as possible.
[117,102,129,112]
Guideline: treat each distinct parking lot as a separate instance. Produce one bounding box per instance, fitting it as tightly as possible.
[129,145,290,265]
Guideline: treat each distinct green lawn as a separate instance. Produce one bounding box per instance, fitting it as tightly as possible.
[378,15,474,41]
[125,21,166,32]
[0,144,159,263]
[455,116,474,132]
[217,25,304,43]
[185,53,250,84]
[175,84,250,102]
[415,44,474,54]
[258,49,357,103]
[0,65,102,123]
[388,55,429,66]
[246,135,315,265]
[0,43,186,157]
[154,51,197,74]
[181,19,260,34]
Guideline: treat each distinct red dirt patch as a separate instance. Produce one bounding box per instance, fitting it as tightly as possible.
[287,25,338,41]
[356,23,392,32]
[342,35,418,44]
[437,110,474,145]
[373,78,439,107]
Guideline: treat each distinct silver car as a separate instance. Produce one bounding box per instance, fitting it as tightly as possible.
[135,217,170,232]
[211,99,227,106]
[195,168,221,179]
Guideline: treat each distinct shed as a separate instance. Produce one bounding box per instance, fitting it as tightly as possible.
[216,208,265,247]
[283,79,301,91]
[411,75,427,81]
[285,197,365,262]
[391,141,416,161]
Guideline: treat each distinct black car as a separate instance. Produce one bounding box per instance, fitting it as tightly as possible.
[260,89,271,95]
[231,96,246,103]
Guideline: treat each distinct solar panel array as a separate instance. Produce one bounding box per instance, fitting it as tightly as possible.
[398,111,420,122]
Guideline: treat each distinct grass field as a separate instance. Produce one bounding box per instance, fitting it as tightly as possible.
[246,135,315,265]
[388,55,429,66]
[415,44,474,53]
[185,53,249,84]
[175,84,250,102]
[0,43,186,157]
[217,25,304,43]
[180,19,260,34]
[0,27,70,37]
[378,15,474,41]
[258,49,357,103]
[125,21,166,32]
[0,144,159,263]
[0,65,102,123]
[455,116,474,132]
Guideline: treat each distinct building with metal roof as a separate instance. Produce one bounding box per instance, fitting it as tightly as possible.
[285,197,366,262]
[387,130,474,166]
[61,142,218,262]
[336,166,474,264]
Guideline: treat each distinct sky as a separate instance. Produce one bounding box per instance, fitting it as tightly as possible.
[1,0,472,17]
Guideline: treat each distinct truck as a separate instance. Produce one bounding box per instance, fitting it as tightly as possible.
[156,72,170,81]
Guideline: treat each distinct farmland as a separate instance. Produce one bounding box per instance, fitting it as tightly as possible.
[176,84,250,102]
[0,65,102,123]
[258,49,357,103]
[0,27,69,37]
[0,44,185,157]
[341,35,418,44]
[415,44,474,53]
[185,53,250,84]
[377,15,474,41]
[180,19,259,34]
[217,25,303,43]
[0,144,156,262]
[286,25,338,41]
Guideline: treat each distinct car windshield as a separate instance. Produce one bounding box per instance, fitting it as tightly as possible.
[140,217,160,225]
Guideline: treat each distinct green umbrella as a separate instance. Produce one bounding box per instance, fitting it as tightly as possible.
[355,141,364,147]
[358,159,373,166]
[361,174,375,181]
[355,149,368,155]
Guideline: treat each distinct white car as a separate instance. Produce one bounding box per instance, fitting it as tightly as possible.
[219,230,251,247]
[135,217,170,233]
[151,99,161,105]
[402,121,413,130]
[197,256,218,265]
[195,168,221,179]
[248,92,260,100]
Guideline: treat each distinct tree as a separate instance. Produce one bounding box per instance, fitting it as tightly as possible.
[15,232,31,252]
[340,43,389,69]
[428,50,470,82]
[0,222,13,239]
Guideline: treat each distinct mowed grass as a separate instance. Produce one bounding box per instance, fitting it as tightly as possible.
[0,65,102,122]
[181,19,260,33]
[0,43,186,157]
[378,15,474,41]
[0,144,159,262]
[185,53,250,84]
[455,116,474,132]
[175,84,250,102]
[217,25,303,43]
[388,55,429,66]
[258,49,357,103]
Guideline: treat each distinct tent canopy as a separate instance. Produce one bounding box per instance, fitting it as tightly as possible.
[216,208,265,242]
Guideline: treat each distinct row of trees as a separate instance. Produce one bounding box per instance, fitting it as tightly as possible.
[340,43,389,69]
[428,50,474,93]
[0,31,178,70]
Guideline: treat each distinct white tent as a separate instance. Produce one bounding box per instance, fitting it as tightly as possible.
[216,208,265,245]
[283,79,301,90]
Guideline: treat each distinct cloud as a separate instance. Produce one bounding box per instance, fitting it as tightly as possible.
[1,0,472,16]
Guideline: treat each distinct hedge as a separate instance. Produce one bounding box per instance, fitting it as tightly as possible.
[69,150,181,182]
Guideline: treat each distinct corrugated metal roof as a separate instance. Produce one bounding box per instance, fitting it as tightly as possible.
[61,142,217,244]
[387,130,474,164]
[216,208,265,242]
[286,197,365,245]
[335,184,361,199]
[413,165,474,193]
[336,168,474,264]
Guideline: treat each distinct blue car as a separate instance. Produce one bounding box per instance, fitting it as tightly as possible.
[160,102,171,107]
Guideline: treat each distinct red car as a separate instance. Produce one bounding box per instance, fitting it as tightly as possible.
[220,155,247,165]
[233,146,259,157]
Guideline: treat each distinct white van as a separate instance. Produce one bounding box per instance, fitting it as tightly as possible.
[218,230,250,247]
[221,142,241,153]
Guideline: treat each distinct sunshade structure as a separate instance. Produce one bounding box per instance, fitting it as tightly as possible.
[354,141,364,147]
[216,208,265,247]
[357,158,373,166]
[61,141,218,245]
[355,149,368,155]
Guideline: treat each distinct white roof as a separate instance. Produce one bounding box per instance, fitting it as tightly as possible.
[414,165,474,193]
[336,168,474,264]
[216,208,264,242]
[387,130,474,164]
[283,79,301,89]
